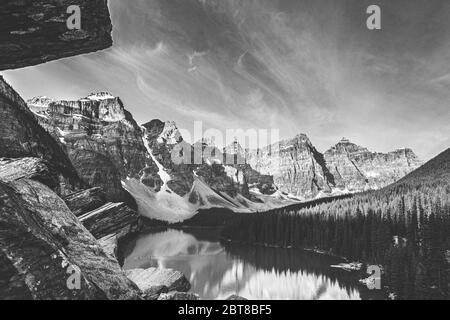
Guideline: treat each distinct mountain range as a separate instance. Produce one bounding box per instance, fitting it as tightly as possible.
[26,93,423,222]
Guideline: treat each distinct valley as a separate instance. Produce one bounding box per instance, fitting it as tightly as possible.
[1,75,448,300]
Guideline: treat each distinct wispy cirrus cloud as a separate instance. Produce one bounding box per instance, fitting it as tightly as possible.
[3,0,450,159]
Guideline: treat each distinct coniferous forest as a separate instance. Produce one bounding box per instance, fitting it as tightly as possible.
[222,150,450,300]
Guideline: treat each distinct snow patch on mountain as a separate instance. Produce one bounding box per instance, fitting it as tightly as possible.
[86,92,116,100]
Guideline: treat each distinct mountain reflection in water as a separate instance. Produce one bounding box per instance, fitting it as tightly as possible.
[122,228,364,300]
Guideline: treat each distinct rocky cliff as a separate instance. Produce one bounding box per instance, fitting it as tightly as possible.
[28,93,151,205]
[246,134,335,199]
[122,120,300,222]
[324,138,422,192]
[245,135,422,199]
[0,0,112,70]
[0,178,141,300]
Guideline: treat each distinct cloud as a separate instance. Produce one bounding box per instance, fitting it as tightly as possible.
[3,0,450,160]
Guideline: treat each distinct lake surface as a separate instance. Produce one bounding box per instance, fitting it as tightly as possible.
[122,228,374,300]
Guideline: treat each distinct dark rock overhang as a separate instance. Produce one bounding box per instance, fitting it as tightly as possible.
[0,0,113,70]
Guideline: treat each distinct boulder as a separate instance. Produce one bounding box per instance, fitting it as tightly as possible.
[158,292,200,301]
[0,179,141,300]
[141,285,169,300]
[126,268,191,294]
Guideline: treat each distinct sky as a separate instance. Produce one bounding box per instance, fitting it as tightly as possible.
[3,0,450,160]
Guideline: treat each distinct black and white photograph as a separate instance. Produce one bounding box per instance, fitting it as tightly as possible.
[0,0,449,304]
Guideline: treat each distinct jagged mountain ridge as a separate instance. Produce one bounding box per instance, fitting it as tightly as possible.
[26,92,422,221]
[234,136,422,199]
[324,138,423,192]
[246,134,336,199]
[27,94,296,222]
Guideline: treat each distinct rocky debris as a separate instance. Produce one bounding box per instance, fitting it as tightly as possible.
[226,295,248,300]
[0,157,60,192]
[324,138,422,192]
[63,187,107,217]
[0,0,112,70]
[79,202,140,239]
[0,77,83,195]
[126,268,191,294]
[0,178,141,300]
[27,93,151,205]
[158,292,200,301]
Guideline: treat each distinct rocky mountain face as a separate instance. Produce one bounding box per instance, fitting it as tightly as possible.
[28,93,152,205]
[26,90,422,218]
[246,134,335,199]
[244,135,422,199]
[122,120,287,223]
[0,0,112,70]
[324,138,422,192]
[28,95,268,222]
[26,93,292,222]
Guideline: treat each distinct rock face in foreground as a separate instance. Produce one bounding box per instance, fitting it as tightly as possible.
[0,77,83,195]
[0,178,141,300]
[0,0,112,71]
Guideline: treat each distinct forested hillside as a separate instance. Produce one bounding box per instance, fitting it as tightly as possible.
[222,149,450,300]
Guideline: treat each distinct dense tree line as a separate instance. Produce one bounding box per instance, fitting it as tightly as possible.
[222,181,450,300]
